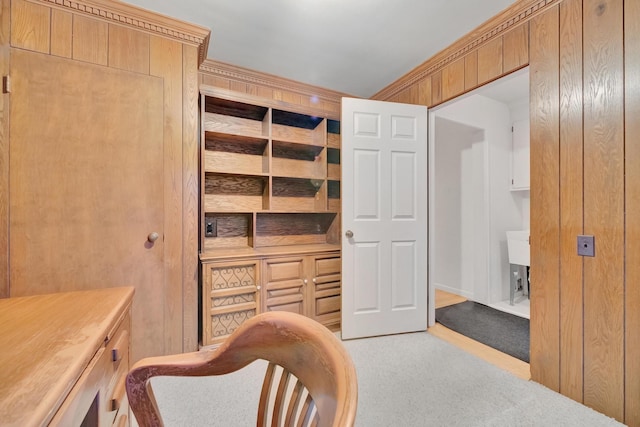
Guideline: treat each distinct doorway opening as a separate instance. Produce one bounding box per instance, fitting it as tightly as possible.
[428,67,530,326]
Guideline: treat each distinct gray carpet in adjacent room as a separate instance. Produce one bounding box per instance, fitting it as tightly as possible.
[145,332,622,427]
[436,301,530,363]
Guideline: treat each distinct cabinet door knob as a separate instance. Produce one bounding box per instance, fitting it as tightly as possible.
[147,232,160,243]
[312,278,317,283]
[303,279,308,284]
[345,230,354,238]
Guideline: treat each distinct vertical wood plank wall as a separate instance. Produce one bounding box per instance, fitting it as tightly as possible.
[558,0,583,403]
[625,1,640,423]
[529,4,560,393]
[371,0,639,424]
[582,0,624,419]
[0,0,9,298]
[2,0,207,354]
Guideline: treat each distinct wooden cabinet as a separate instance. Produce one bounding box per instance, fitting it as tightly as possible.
[201,259,261,346]
[261,252,341,328]
[201,249,341,347]
[199,86,342,347]
[0,287,134,426]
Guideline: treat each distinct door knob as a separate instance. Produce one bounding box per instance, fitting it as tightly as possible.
[147,232,160,243]
[345,230,354,238]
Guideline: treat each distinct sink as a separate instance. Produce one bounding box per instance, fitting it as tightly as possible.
[506,230,530,266]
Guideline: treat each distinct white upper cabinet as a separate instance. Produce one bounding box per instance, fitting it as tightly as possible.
[510,119,530,191]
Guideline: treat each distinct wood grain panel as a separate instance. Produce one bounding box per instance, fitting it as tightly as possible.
[441,57,465,101]
[583,0,624,420]
[417,77,431,106]
[72,14,108,66]
[558,0,583,402]
[10,0,50,54]
[9,49,164,362]
[50,9,72,58]
[625,0,640,424]
[0,0,8,297]
[182,44,200,352]
[431,71,442,105]
[109,24,150,74]
[503,22,530,73]
[529,4,560,392]
[150,35,183,355]
[464,51,478,90]
[477,36,503,85]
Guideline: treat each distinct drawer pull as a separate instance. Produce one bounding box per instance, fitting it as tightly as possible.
[111,330,129,363]
[110,377,126,412]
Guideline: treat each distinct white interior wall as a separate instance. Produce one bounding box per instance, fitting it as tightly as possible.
[433,117,484,299]
[507,98,531,230]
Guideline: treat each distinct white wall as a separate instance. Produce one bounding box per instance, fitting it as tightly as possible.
[432,117,484,299]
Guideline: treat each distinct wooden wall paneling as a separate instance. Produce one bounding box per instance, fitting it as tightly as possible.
[183,44,200,352]
[150,35,183,355]
[0,0,8,298]
[417,77,432,106]
[72,14,108,66]
[503,22,530,73]
[10,0,50,54]
[477,36,503,85]
[430,71,442,105]
[50,9,72,58]
[441,57,465,101]
[529,4,560,392]
[464,51,478,91]
[625,0,640,423]
[582,0,625,420]
[229,80,248,94]
[108,24,150,74]
[558,0,583,402]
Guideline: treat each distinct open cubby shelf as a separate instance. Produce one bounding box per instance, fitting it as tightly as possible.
[200,90,341,256]
[205,97,268,121]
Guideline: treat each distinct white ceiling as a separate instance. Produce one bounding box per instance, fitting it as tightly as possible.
[124,0,517,97]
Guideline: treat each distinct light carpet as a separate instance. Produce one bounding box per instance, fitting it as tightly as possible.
[148,332,622,426]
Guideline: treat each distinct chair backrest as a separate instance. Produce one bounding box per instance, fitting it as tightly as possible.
[126,311,358,427]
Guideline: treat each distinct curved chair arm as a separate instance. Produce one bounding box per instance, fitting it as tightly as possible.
[126,311,358,427]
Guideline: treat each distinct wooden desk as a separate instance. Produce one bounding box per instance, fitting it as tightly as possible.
[0,287,134,427]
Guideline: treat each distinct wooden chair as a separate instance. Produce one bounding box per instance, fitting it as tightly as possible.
[126,311,358,427]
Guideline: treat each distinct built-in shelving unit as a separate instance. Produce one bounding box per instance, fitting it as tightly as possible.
[199,86,342,346]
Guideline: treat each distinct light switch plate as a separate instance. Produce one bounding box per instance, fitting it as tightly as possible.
[577,235,595,257]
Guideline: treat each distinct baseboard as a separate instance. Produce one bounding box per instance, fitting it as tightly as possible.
[434,283,474,299]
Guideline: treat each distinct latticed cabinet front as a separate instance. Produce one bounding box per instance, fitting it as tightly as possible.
[202,260,260,346]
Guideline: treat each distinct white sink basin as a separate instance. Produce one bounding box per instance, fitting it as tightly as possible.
[507,230,530,266]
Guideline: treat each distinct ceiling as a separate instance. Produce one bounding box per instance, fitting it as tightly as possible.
[124,0,517,98]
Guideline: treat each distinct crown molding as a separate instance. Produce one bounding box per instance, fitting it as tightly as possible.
[371,0,560,100]
[35,0,211,64]
[200,59,355,106]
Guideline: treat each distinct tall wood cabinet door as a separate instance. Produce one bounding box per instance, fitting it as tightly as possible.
[309,254,341,329]
[262,256,306,315]
[9,49,165,362]
[202,260,260,347]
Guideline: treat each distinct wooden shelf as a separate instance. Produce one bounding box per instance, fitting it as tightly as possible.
[204,133,269,175]
[271,177,326,212]
[327,147,340,180]
[204,173,268,212]
[203,213,253,252]
[200,243,341,262]
[255,212,337,247]
[327,119,341,148]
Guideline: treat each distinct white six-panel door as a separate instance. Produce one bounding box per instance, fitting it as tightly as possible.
[341,97,428,339]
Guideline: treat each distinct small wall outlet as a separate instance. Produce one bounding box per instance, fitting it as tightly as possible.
[205,220,217,237]
[577,235,595,257]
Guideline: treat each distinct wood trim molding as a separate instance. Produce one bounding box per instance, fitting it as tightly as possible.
[371,0,561,100]
[200,59,354,106]
[33,0,211,64]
